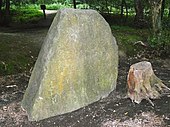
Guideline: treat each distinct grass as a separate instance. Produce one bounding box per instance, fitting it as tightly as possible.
[46,3,71,10]
[111,25,149,56]
[0,32,43,76]
[9,3,71,23]
[0,5,43,24]
[111,23,170,57]
[11,8,43,23]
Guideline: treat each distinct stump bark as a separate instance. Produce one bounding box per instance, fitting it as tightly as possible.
[127,61,170,106]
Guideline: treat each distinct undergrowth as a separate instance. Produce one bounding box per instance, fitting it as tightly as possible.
[11,8,43,23]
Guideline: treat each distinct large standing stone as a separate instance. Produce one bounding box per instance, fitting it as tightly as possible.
[21,8,118,121]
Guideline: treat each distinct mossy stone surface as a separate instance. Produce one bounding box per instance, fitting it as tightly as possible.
[21,8,118,121]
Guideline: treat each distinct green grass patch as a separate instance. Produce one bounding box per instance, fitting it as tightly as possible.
[11,7,43,23]
[111,25,148,56]
[46,3,70,10]
[76,4,89,9]
[0,33,41,76]
[111,24,170,57]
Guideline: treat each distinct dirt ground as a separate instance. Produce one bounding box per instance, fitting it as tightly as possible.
[0,57,170,127]
[0,11,170,127]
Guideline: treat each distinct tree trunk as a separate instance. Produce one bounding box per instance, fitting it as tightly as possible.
[127,61,170,106]
[120,0,124,18]
[120,0,128,23]
[161,0,165,20]
[4,0,10,25]
[5,0,10,14]
[124,0,128,22]
[134,0,144,24]
[73,0,76,9]
[32,0,36,4]
[0,0,2,10]
[124,0,128,17]
[105,0,109,13]
[0,0,2,16]
[0,0,2,25]
[148,0,163,36]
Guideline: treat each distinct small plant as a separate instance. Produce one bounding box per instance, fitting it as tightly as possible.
[148,35,159,48]
[111,25,147,56]
[147,29,170,57]
[148,30,170,48]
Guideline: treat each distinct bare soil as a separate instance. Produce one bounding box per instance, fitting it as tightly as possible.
[0,57,170,127]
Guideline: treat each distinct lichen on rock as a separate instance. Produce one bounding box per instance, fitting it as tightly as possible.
[21,8,118,121]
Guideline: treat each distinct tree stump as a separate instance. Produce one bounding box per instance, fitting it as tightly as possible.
[127,61,170,106]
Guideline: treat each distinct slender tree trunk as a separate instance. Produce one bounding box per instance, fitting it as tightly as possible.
[73,0,76,9]
[134,0,144,23]
[0,0,2,15]
[0,0,2,25]
[32,0,36,4]
[169,7,170,17]
[121,0,128,23]
[161,0,165,20]
[124,0,128,17]
[124,0,128,23]
[105,0,109,13]
[5,0,10,14]
[0,0,2,10]
[4,0,10,26]
[0,0,2,16]
[120,0,124,18]
[148,0,163,36]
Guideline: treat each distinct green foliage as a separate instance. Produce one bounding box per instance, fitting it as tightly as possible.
[112,23,170,57]
[162,17,170,28]
[164,9,169,17]
[11,7,43,23]
[147,20,170,56]
[148,16,170,49]
[87,0,135,13]
[36,0,71,4]
[148,30,170,48]
[11,0,30,6]
[148,36,158,48]
[10,4,40,10]
[22,4,40,9]
[36,0,53,4]
[76,4,89,9]
[46,3,70,10]
[111,25,147,56]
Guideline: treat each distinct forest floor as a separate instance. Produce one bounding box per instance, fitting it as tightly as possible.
[0,11,170,127]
